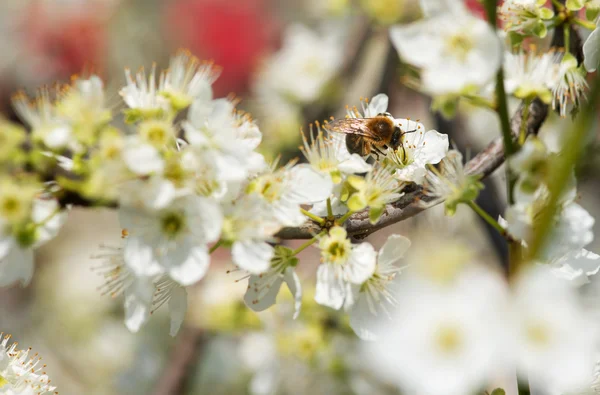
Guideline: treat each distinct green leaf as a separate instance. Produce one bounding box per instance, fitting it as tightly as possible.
[508,31,525,48]
[587,8,600,21]
[347,194,367,211]
[369,205,384,224]
[566,0,585,10]
[490,389,506,395]
[532,21,548,38]
[538,7,554,19]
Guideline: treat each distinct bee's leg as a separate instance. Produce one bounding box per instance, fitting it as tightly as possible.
[373,146,387,159]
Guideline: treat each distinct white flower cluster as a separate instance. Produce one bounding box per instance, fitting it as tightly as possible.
[88,51,340,335]
[505,136,599,281]
[366,257,600,395]
[0,333,56,394]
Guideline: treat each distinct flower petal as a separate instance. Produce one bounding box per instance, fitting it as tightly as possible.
[168,285,188,336]
[584,27,600,72]
[233,241,274,274]
[0,243,34,287]
[288,165,334,203]
[244,272,284,313]
[378,234,411,268]
[284,267,302,319]
[124,278,154,333]
[315,264,346,310]
[345,243,377,284]
[167,244,210,286]
[367,94,389,116]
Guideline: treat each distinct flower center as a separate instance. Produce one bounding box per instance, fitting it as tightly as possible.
[435,324,463,355]
[0,196,21,219]
[526,321,550,346]
[0,374,8,388]
[322,238,351,265]
[161,212,186,238]
[446,32,474,62]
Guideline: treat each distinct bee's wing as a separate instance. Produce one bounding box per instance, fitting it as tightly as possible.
[323,118,379,139]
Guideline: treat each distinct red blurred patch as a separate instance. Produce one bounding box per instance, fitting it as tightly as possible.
[20,3,107,80]
[165,0,279,96]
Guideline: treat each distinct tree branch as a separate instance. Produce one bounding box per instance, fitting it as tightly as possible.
[276,98,549,240]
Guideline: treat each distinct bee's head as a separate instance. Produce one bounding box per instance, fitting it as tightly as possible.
[390,126,402,148]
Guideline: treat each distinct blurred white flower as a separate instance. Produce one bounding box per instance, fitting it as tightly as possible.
[57,75,112,143]
[120,65,170,119]
[12,88,72,149]
[366,262,510,395]
[0,198,66,287]
[247,163,332,227]
[0,334,56,394]
[512,266,599,393]
[256,24,344,104]
[506,200,594,260]
[119,195,222,286]
[121,136,165,176]
[244,246,302,318]
[158,50,220,111]
[503,50,562,104]
[348,234,410,340]
[315,226,377,309]
[390,6,502,94]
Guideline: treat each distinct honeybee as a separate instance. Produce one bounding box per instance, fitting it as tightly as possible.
[323,112,416,158]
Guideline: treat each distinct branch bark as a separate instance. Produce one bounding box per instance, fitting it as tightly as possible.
[275,98,549,240]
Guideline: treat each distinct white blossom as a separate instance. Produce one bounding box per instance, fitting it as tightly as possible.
[256,24,344,104]
[365,261,510,395]
[300,124,371,184]
[0,198,66,287]
[121,136,165,176]
[390,6,502,94]
[247,163,333,227]
[315,226,377,310]
[120,65,169,116]
[344,94,448,182]
[243,246,302,318]
[420,150,483,215]
[384,119,449,183]
[119,195,222,286]
[348,234,410,340]
[223,196,282,275]
[158,50,220,111]
[0,333,57,394]
[12,88,72,149]
[92,243,188,336]
[184,98,266,183]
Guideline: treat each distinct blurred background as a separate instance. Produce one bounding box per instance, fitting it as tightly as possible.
[0,0,599,394]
